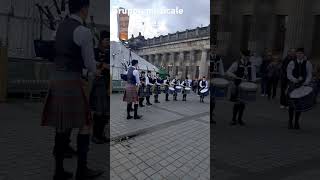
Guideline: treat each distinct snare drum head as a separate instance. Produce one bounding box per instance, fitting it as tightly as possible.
[213,78,229,87]
[200,88,208,93]
[239,82,257,90]
[176,86,182,89]
[290,86,313,98]
[185,87,191,90]
[169,87,175,91]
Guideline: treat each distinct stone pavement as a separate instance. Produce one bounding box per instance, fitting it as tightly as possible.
[213,95,320,180]
[0,101,109,180]
[110,92,210,180]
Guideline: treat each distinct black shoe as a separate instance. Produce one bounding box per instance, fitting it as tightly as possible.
[146,102,152,106]
[239,121,246,126]
[230,121,237,126]
[127,115,133,119]
[53,171,73,180]
[76,167,104,180]
[155,101,160,103]
[294,124,300,130]
[134,115,142,119]
[91,136,105,144]
[139,104,145,107]
[288,124,293,129]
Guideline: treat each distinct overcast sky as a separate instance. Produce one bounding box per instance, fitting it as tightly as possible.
[110,0,210,41]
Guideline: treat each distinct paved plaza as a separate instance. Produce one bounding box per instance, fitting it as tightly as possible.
[213,95,320,180]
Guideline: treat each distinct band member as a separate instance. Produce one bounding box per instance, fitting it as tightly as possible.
[90,30,109,144]
[145,71,153,105]
[181,77,190,101]
[171,77,178,101]
[210,47,225,77]
[164,75,171,101]
[41,0,104,179]
[138,71,146,107]
[123,59,142,120]
[280,48,296,109]
[227,49,256,126]
[287,48,313,129]
[199,76,208,102]
[154,72,162,103]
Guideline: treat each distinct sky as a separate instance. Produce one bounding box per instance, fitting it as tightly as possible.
[110,0,210,41]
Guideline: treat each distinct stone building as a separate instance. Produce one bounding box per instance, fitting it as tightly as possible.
[212,0,320,64]
[129,26,210,80]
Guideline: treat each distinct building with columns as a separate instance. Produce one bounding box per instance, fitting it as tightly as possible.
[212,0,320,64]
[128,26,210,80]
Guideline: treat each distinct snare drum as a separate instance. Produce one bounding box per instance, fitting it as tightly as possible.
[169,87,175,94]
[175,86,182,93]
[289,86,314,112]
[212,78,229,99]
[184,87,191,94]
[200,88,209,96]
[239,82,257,102]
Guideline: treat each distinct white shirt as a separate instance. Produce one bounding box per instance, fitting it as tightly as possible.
[199,80,208,88]
[211,54,225,76]
[146,75,153,85]
[227,59,257,82]
[70,14,97,74]
[131,66,140,85]
[287,59,313,85]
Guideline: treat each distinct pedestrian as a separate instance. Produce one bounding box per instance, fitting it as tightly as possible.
[280,48,296,109]
[266,55,281,100]
[227,49,256,126]
[287,48,313,129]
[260,51,272,96]
[41,0,104,179]
[123,59,143,120]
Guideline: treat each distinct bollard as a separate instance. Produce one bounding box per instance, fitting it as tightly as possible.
[0,46,8,102]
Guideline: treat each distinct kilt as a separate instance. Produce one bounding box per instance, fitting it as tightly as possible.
[164,86,169,94]
[153,85,161,95]
[90,76,109,116]
[41,73,92,131]
[123,83,139,102]
[138,85,146,98]
[145,85,152,96]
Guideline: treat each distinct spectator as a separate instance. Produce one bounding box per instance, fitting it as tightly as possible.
[260,51,272,96]
[266,55,281,100]
[250,51,263,78]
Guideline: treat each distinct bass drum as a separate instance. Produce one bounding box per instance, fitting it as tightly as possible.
[200,88,209,96]
[289,86,314,112]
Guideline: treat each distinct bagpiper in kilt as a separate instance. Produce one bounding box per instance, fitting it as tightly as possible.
[138,71,146,107]
[227,49,256,126]
[123,59,143,119]
[145,71,153,105]
[164,75,171,101]
[41,2,104,179]
[153,72,162,103]
[287,48,313,130]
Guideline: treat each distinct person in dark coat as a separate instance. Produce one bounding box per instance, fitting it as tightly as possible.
[260,51,272,96]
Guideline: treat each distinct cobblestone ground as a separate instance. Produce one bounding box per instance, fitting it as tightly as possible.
[110,92,210,180]
[213,94,320,180]
[0,101,109,180]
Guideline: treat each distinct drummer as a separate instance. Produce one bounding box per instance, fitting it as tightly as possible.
[164,75,171,101]
[170,76,179,101]
[227,49,256,126]
[154,72,162,103]
[287,48,313,130]
[199,76,209,103]
[181,76,191,101]
[210,46,225,124]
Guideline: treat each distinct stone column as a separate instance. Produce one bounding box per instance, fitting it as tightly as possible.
[169,52,175,77]
[0,47,8,102]
[283,0,310,57]
[154,54,160,67]
[199,49,208,77]
[189,50,196,79]
[216,0,232,56]
[178,51,184,79]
